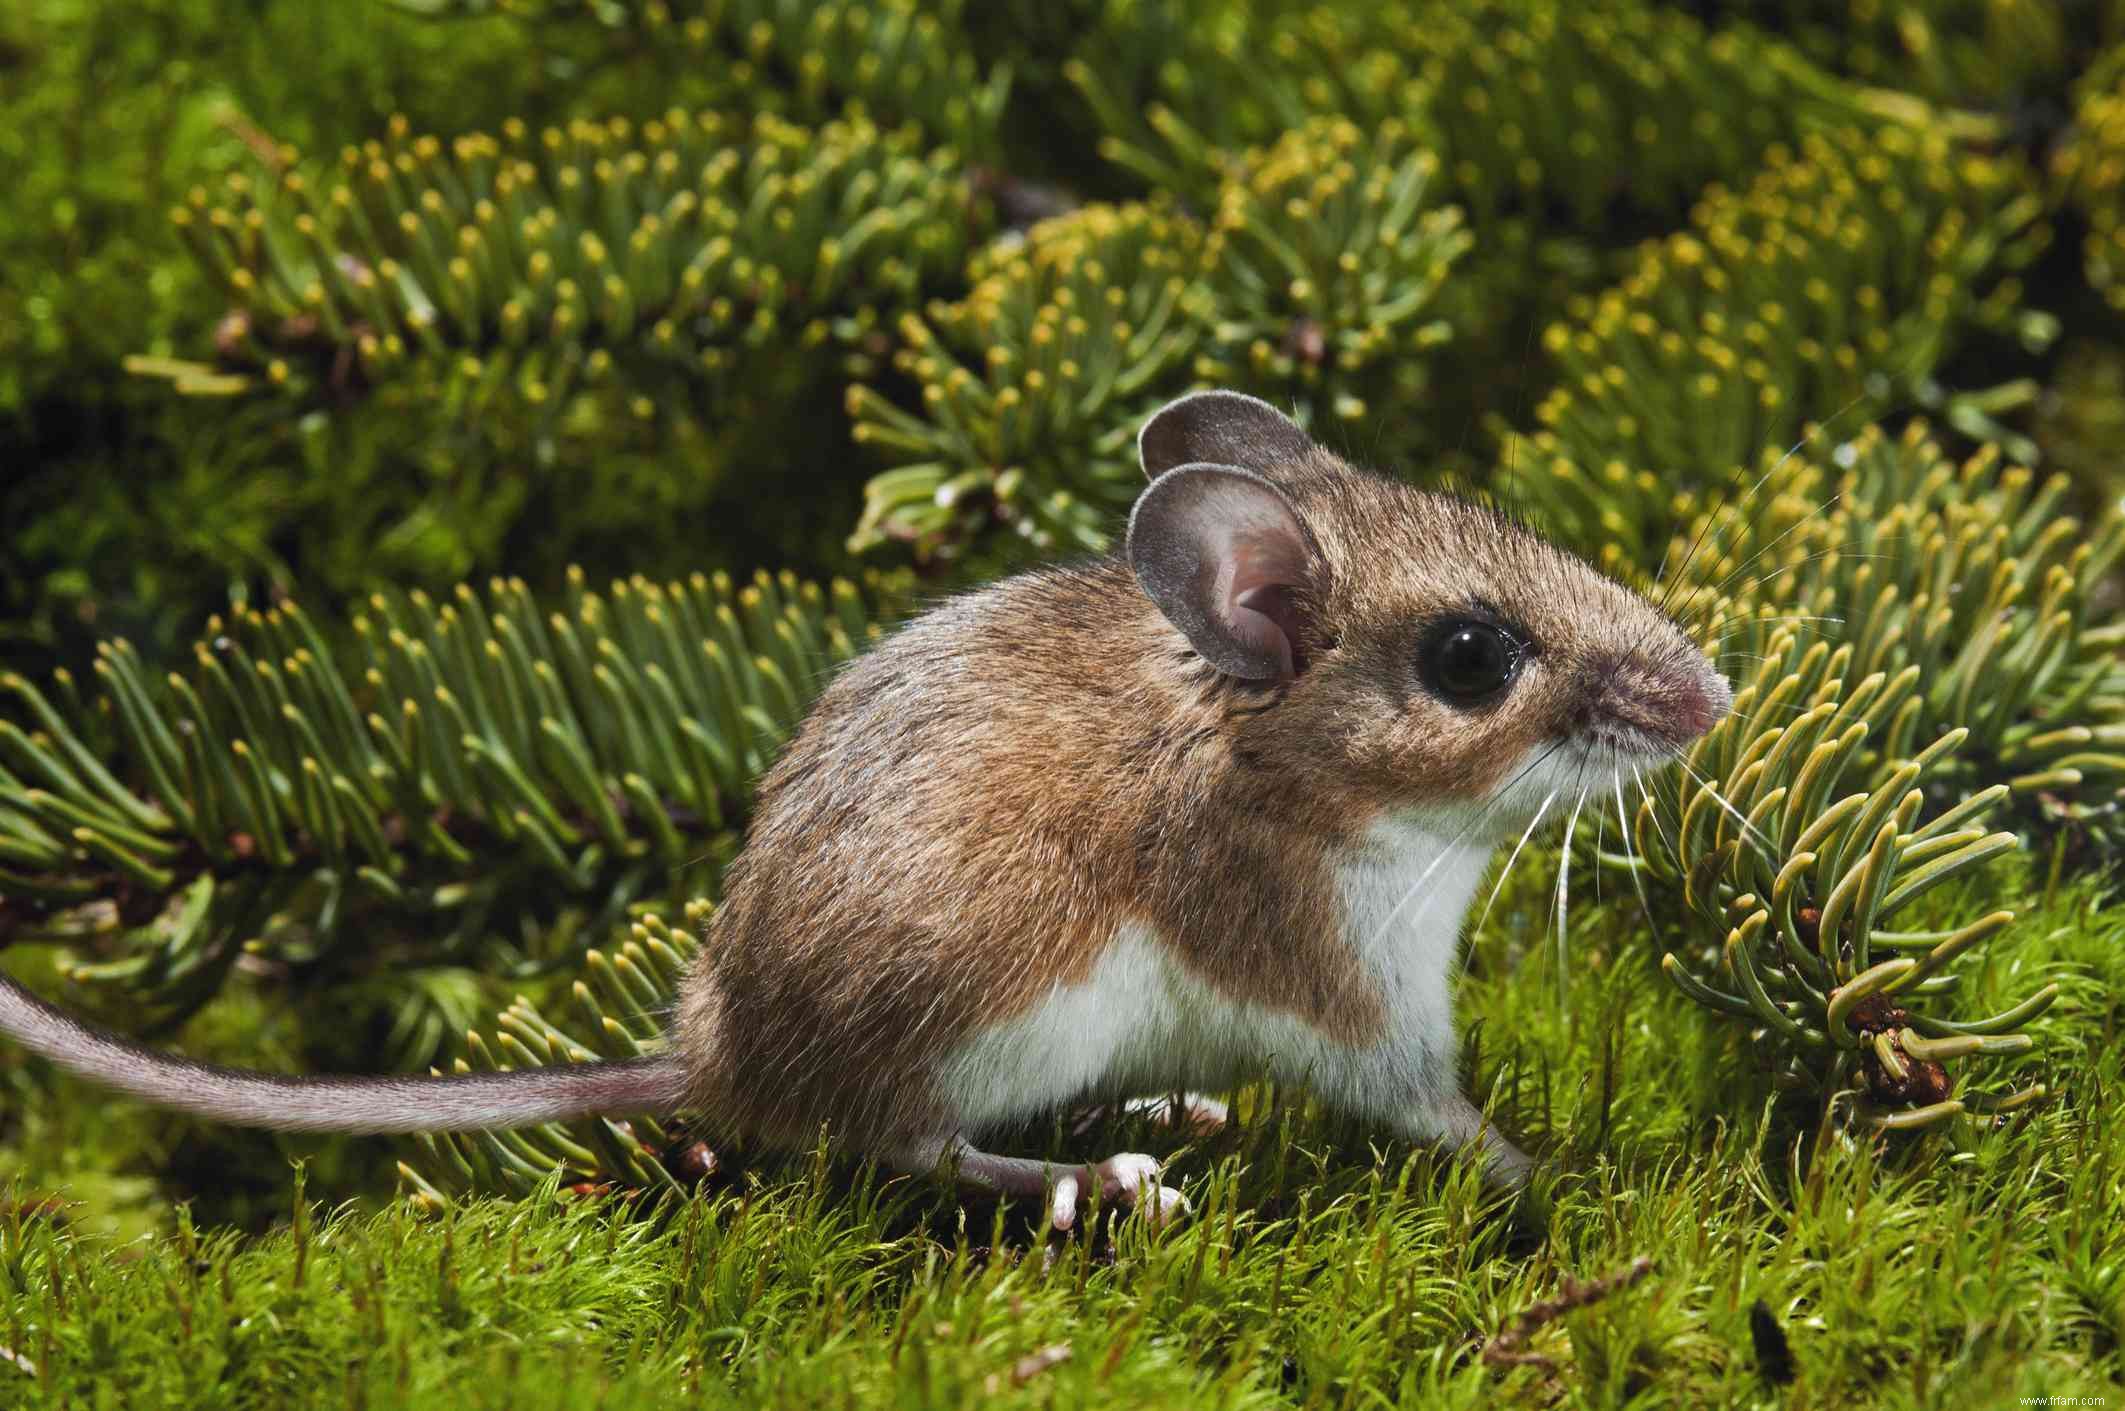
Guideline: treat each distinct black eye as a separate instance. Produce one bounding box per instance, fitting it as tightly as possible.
[1418,620,1525,705]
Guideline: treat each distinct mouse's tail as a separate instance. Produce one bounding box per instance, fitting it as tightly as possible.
[0,973,689,1133]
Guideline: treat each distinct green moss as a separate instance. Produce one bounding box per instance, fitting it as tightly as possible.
[8,871,2123,1405]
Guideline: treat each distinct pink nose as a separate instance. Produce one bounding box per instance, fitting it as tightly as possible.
[1674,667,1733,740]
[1596,657,1732,749]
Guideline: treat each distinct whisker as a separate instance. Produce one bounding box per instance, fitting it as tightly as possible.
[1359,794,1509,951]
[1602,760,1665,963]
[1715,548,1902,604]
[1657,474,1776,619]
[1637,774,1682,872]
[1358,734,1574,950]
[1693,490,1845,601]
[1676,759,1776,859]
[1476,789,1559,937]
[1552,780,1591,1012]
[1658,371,1905,617]
[1636,771,1668,831]
[1679,537,1904,637]
[1706,613,1850,640]
[1717,698,1815,724]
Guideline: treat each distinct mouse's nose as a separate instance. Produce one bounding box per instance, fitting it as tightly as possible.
[1589,651,1732,752]
[1671,662,1733,741]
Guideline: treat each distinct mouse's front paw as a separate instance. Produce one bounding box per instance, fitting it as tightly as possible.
[1049,1152,1189,1231]
[1071,1092,1230,1139]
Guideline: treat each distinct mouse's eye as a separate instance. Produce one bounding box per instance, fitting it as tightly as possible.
[1417,620,1525,705]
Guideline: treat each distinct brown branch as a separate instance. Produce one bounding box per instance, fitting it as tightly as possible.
[1481,1256,1656,1373]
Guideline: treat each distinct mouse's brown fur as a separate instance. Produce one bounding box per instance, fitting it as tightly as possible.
[0,388,1725,1207]
[678,441,1708,1150]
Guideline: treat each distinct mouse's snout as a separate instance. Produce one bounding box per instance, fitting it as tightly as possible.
[1672,661,1734,741]
[1583,645,1732,757]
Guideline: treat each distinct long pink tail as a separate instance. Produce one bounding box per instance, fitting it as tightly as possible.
[0,973,687,1133]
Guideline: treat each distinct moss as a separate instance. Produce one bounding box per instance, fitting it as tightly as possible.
[7,871,2123,1405]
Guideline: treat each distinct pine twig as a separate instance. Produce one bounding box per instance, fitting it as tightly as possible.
[1480,1256,1656,1373]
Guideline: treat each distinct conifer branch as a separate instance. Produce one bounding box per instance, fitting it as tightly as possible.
[1068,0,1900,223]
[380,0,1011,158]
[847,202,1211,559]
[1511,124,2050,561]
[849,119,1470,560]
[2056,46,2125,317]
[147,108,984,420]
[1639,424,2122,1120]
[0,568,905,1038]
[400,904,710,1200]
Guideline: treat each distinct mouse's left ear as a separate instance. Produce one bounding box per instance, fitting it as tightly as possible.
[1139,390,1314,481]
[1127,463,1323,682]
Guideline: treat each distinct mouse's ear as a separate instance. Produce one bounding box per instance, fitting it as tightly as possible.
[1127,463,1322,682]
[1139,390,1315,481]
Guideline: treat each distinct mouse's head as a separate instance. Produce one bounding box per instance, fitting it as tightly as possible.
[1126,390,1732,839]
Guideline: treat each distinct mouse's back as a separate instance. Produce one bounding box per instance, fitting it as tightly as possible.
[673,391,1730,1154]
[676,559,1201,1147]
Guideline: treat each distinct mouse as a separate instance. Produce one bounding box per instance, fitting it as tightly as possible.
[0,390,1731,1229]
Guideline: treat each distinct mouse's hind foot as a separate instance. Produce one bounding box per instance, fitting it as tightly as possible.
[908,1138,1190,1232]
[1042,1152,1189,1231]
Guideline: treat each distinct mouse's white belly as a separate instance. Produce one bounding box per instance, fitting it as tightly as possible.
[931,822,1495,1131]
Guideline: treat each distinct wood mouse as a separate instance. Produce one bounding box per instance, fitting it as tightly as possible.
[0,391,1730,1228]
